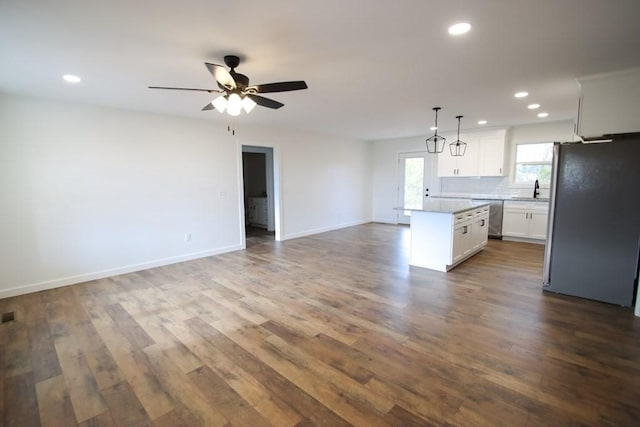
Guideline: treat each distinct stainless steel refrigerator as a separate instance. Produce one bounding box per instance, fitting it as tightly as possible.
[543,133,640,306]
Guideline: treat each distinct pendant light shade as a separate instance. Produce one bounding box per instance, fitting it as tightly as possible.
[425,107,446,154]
[450,115,467,156]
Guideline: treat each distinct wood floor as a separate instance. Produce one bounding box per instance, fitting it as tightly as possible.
[2,223,639,426]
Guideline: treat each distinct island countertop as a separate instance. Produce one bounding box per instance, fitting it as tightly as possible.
[399,199,490,214]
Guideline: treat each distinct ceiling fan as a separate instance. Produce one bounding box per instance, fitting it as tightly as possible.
[149,55,308,115]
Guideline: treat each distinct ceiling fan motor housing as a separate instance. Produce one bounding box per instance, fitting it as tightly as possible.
[224,55,241,69]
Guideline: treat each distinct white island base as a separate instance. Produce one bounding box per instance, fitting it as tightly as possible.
[408,201,490,272]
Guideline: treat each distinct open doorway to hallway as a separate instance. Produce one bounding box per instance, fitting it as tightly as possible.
[242,146,276,245]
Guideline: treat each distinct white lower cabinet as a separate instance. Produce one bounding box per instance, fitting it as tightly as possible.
[452,223,471,264]
[410,205,489,272]
[471,214,489,250]
[247,197,268,228]
[502,201,549,241]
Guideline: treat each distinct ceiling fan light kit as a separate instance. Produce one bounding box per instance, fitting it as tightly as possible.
[449,115,467,157]
[149,55,307,116]
[425,107,446,154]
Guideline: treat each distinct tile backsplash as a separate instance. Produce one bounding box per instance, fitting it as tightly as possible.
[439,177,550,198]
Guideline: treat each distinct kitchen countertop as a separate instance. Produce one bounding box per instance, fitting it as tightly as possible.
[431,195,549,202]
[399,199,490,214]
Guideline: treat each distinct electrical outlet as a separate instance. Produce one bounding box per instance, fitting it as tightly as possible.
[184,233,191,242]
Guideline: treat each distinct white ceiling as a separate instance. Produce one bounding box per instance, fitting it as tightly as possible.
[1,0,639,141]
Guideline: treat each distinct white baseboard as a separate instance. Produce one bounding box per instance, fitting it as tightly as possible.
[371,217,398,224]
[0,244,243,299]
[282,219,372,240]
[502,236,546,245]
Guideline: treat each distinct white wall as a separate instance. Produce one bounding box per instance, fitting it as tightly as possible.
[238,126,372,239]
[0,93,372,297]
[371,135,439,223]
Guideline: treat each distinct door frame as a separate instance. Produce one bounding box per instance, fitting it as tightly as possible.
[238,144,283,246]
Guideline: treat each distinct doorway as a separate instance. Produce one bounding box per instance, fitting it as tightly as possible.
[242,146,276,244]
[397,152,432,224]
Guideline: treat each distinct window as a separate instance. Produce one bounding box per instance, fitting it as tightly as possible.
[403,157,425,210]
[514,142,553,184]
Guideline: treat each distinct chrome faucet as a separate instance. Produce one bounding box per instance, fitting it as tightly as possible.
[533,179,540,198]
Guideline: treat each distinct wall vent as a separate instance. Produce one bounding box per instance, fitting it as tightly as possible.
[1,312,15,323]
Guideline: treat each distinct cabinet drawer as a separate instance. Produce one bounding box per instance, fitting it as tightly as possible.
[474,206,490,217]
[454,209,475,225]
[530,203,549,213]
[503,201,530,210]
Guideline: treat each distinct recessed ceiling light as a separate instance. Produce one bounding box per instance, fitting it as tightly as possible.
[448,22,471,35]
[477,120,487,125]
[430,126,438,131]
[514,91,528,98]
[537,112,549,118]
[63,74,81,83]
[528,103,540,109]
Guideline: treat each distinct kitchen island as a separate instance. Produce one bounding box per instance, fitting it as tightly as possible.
[406,200,490,272]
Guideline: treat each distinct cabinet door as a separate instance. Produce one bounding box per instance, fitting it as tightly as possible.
[437,152,458,177]
[455,137,479,177]
[254,198,268,227]
[502,209,529,237]
[452,224,471,264]
[528,211,548,240]
[478,137,506,176]
[471,216,489,250]
[247,198,256,223]
[577,69,640,138]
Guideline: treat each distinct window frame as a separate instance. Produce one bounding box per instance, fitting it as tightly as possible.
[511,141,554,187]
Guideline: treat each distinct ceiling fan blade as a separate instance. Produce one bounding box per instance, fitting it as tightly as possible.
[251,81,308,94]
[148,86,222,93]
[246,94,284,109]
[205,63,236,90]
[202,102,215,111]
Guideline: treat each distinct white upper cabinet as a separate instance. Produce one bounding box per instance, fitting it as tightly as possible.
[577,68,640,138]
[437,129,507,177]
[477,129,507,176]
[437,132,479,177]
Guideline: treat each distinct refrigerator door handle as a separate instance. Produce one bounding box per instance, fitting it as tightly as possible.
[543,143,561,286]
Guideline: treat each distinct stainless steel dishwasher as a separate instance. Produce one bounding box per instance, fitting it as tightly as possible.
[471,199,504,239]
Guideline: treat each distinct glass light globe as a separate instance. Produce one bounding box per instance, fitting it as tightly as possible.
[227,93,242,116]
[212,95,227,113]
[242,96,257,113]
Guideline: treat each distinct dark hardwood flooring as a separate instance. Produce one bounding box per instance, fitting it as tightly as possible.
[1,223,639,426]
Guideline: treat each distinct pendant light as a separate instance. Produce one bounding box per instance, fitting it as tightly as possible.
[450,115,467,156]
[425,107,446,154]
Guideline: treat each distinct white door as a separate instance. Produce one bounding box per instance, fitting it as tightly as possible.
[397,152,432,224]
